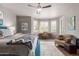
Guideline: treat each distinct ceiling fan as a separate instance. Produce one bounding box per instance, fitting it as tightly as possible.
[27,3,52,14]
[27,3,52,8]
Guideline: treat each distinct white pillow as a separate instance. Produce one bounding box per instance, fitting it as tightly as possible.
[0,28,12,37]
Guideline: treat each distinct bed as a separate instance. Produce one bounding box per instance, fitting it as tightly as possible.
[0,26,40,56]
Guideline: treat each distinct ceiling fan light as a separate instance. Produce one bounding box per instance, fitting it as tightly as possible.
[36,8,42,14]
[37,8,42,11]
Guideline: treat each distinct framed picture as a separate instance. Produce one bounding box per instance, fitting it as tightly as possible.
[0,19,3,25]
[21,22,28,31]
[68,16,76,31]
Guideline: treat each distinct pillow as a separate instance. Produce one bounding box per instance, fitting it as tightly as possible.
[65,38,72,43]
[58,35,64,40]
[0,28,12,38]
[71,37,76,45]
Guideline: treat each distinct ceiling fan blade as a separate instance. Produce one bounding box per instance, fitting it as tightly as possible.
[27,4,35,7]
[42,5,51,8]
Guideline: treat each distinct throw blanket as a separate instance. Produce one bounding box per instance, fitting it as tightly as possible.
[7,40,32,50]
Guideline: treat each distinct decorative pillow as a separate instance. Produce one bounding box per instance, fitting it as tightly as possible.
[71,38,76,45]
[65,38,72,43]
[0,28,12,38]
[58,35,64,40]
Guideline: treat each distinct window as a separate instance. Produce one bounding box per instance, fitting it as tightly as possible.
[51,21,57,32]
[39,21,49,33]
[33,20,38,33]
[33,20,57,33]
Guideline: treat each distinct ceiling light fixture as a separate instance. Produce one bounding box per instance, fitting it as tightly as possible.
[36,8,42,14]
[27,3,52,14]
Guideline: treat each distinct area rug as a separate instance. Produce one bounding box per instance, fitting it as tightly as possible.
[40,40,64,56]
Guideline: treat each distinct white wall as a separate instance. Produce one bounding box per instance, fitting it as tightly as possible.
[60,16,79,38]
[0,5,16,33]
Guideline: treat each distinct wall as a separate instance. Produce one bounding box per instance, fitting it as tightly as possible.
[60,16,79,38]
[0,5,16,33]
[16,16,31,33]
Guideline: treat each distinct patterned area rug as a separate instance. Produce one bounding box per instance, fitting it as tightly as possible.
[40,40,64,56]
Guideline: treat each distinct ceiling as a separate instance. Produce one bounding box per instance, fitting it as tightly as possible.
[1,3,79,19]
